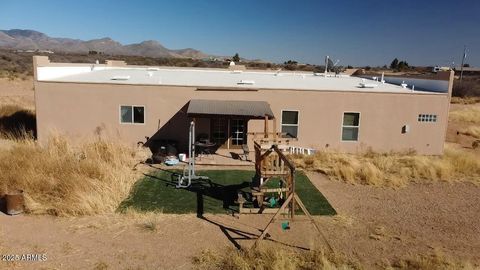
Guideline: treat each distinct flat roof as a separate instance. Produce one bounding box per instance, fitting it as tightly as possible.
[36,65,444,94]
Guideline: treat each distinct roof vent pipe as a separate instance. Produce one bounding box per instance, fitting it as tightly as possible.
[324,55,329,77]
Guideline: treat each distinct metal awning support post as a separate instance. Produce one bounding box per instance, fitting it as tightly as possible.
[176,120,208,188]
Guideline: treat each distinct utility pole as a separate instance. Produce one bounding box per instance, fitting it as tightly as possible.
[460,45,467,82]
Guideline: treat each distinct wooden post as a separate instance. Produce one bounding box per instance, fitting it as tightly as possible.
[255,193,293,243]
[264,115,269,139]
[290,170,295,219]
[272,117,277,141]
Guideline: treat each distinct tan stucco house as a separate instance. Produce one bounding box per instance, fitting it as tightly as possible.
[33,56,453,155]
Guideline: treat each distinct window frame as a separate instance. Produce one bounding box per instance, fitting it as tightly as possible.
[280,109,300,138]
[341,111,361,142]
[119,104,146,125]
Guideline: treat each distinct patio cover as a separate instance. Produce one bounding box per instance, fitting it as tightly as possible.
[187,99,274,119]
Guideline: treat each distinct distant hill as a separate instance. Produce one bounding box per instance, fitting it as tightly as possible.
[0,29,212,59]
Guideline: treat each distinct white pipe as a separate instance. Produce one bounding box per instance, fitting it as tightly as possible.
[324,55,329,77]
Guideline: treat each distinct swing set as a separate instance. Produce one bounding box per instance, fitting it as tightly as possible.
[237,116,330,248]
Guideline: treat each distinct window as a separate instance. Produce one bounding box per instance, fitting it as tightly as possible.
[281,110,299,138]
[120,105,145,124]
[417,114,437,122]
[342,112,360,141]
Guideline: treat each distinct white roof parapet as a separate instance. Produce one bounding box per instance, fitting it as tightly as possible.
[36,63,445,94]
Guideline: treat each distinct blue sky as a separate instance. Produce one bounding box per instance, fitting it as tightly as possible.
[1,0,479,66]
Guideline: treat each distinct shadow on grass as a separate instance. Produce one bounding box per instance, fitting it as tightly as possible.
[0,108,36,139]
[118,168,336,216]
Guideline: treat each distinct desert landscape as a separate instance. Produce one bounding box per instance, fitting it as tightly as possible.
[0,66,479,270]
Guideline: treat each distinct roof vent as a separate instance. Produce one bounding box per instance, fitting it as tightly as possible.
[111,75,130,81]
[359,82,378,88]
[238,80,255,85]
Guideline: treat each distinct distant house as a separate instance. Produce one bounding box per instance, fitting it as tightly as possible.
[33,56,453,155]
[15,49,54,54]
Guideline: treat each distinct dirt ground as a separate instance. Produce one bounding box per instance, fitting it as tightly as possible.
[1,79,480,269]
[1,172,479,269]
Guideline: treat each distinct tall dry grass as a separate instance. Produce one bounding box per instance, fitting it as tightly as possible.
[193,243,358,270]
[0,136,138,216]
[449,107,480,124]
[290,146,480,187]
[450,97,480,105]
[392,253,477,270]
[460,126,480,139]
[193,244,476,270]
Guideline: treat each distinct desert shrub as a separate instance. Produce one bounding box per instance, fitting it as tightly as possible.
[193,243,358,270]
[0,136,138,216]
[290,146,480,187]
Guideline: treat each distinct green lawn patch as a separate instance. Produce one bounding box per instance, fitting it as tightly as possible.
[119,169,335,216]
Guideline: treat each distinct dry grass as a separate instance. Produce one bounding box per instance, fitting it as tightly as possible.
[193,244,476,270]
[451,97,480,104]
[459,126,480,139]
[391,253,477,270]
[0,136,138,216]
[290,146,480,187]
[193,243,358,270]
[449,107,480,124]
[121,207,164,232]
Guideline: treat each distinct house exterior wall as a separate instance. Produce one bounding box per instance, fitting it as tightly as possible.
[34,78,451,155]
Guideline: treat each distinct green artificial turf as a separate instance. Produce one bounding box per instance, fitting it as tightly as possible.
[119,169,336,216]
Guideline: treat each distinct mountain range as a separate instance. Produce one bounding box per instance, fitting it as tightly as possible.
[0,29,213,59]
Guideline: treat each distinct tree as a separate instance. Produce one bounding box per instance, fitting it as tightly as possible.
[390,58,399,69]
[232,53,240,62]
[398,61,409,70]
[284,60,298,65]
